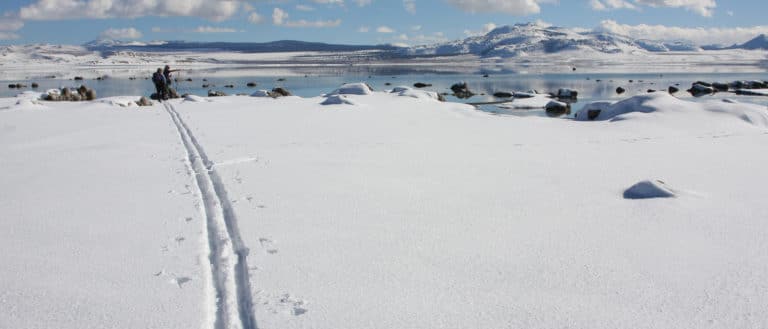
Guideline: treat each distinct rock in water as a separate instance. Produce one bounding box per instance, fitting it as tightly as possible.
[623,180,677,199]
[413,82,431,88]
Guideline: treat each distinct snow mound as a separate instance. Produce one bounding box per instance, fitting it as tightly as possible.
[330,82,373,96]
[321,94,357,106]
[497,94,555,109]
[250,90,271,97]
[623,180,677,199]
[389,86,442,101]
[184,94,210,102]
[99,97,139,107]
[575,93,768,127]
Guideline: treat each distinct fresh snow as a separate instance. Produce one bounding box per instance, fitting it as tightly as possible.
[2,89,768,329]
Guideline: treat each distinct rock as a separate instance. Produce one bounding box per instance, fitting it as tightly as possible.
[556,88,578,99]
[246,82,257,87]
[493,92,513,98]
[70,94,82,101]
[623,180,676,199]
[251,90,271,97]
[712,82,729,92]
[277,78,286,82]
[74,76,84,81]
[384,82,392,86]
[585,109,600,120]
[185,78,193,82]
[208,90,227,97]
[647,89,656,93]
[413,82,431,88]
[271,87,292,97]
[129,77,136,80]
[450,82,475,99]
[85,89,96,100]
[482,74,489,78]
[224,84,235,88]
[31,83,39,88]
[688,83,715,96]
[544,100,570,117]
[136,96,153,106]
[668,86,679,94]
[77,85,88,96]
[8,84,16,88]
[693,81,712,87]
[61,88,72,98]
[202,84,211,88]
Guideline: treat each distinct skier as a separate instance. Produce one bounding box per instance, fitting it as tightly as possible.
[152,68,167,101]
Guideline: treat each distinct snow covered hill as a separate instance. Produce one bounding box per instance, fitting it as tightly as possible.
[404,23,707,57]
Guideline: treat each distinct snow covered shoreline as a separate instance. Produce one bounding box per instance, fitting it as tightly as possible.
[2,89,768,329]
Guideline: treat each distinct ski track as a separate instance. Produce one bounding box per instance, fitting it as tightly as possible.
[164,101,257,329]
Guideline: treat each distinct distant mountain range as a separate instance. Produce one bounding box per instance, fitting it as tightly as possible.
[83,24,768,58]
[404,23,767,57]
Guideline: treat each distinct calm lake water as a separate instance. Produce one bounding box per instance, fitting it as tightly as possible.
[2,67,767,117]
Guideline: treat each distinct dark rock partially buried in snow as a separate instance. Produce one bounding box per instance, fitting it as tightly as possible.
[136,96,153,106]
[616,87,626,94]
[493,91,513,98]
[413,82,432,88]
[208,90,227,97]
[623,180,677,199]
[270,87,292,97]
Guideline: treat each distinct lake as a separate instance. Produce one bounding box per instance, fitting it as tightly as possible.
[2,66,767,117]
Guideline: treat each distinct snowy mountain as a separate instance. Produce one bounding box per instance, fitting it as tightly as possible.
[734,34,768,50]
[404,23,704,57]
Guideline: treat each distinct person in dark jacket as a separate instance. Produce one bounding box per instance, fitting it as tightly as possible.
[163,65,180,99]
[152,68,167,100]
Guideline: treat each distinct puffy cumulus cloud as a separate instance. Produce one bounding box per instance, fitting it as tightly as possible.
[634,0,716,17]
[99,27,142,40]
[590,0,637,11]
[444,0,557,15]
[377,26,395,33]
[272,8,341,28]
[248,11,264,24]
[598,20,768,45]
[463,22,498,37]
[19,0,243,21]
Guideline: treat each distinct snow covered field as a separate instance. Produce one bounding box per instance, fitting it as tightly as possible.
[2,88,768,329]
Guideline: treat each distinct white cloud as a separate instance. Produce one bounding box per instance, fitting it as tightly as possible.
[99,27,142,39]
[194,26,239,33]
[634,0,716,17]
[296,5,315,11]
[377,26,395,33]
[387,31,450,46]
[598,20,768,45]
[248,12,264,24]
[0,32,20,40]
[464,22,497,37]
[19,0,243,21]
[272,8,341,28]
[273,8,288,25]
[411,25,422,31]
[0,18,24,32]
[311,0,345,5]
[404,0,416,14]
[355,0,373,6]
[590,0,637,10]
[444,0,557,15]
[358,26,370,32]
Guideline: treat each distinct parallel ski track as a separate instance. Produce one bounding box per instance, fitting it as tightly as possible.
[164,101,257,329]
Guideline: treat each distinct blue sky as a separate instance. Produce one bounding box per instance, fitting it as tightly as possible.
[0,0,766,46]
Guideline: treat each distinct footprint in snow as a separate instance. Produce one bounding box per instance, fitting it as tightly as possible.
[259,238,278,254]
